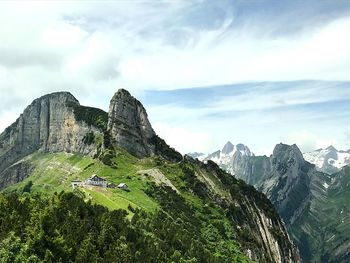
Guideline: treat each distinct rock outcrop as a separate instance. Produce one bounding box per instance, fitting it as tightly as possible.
[0,92,105,188]
[107,89,182,162]
[107,89,156,158]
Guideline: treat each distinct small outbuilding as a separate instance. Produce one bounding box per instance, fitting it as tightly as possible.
[71,180,82,189]
[117,183,129,191]
[108,182,117,188]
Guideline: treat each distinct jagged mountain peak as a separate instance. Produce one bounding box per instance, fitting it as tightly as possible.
[272,143,304,162]
[108,89,156,158]
[116,88,132,96]
[222,141,234,154]
[304,145,350,174]
[110,88,146,111]
[326,145,337,151]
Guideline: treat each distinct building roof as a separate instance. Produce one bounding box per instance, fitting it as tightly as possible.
[88,174,106,181]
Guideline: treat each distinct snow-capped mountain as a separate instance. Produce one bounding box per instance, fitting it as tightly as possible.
[188,141,253,174]
[303,145,350,174]
[187,152,206,161]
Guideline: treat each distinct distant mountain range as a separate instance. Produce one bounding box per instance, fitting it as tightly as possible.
[189,142,350,262]
[188,141,253,175]
[189,142,350,175]
[304,146,350,174]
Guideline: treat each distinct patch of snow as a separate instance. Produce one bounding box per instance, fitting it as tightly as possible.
[304,146,350,172]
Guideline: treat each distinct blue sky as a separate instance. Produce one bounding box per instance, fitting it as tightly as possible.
[0,1,350,155]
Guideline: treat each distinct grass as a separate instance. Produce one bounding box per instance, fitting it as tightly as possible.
[3,151,159,214]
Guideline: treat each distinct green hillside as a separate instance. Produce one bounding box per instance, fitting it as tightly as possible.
[1,149,257,262]
[3,149,162,213]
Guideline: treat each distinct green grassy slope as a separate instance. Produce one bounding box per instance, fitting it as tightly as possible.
[3,150,158,214]
[2,145,304,262]
[2,150,257,262]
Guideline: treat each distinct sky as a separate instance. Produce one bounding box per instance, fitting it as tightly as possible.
[0,0,350,155]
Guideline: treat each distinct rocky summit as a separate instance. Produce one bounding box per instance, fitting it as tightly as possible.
[0,92,105,188]
[108,89,156,158]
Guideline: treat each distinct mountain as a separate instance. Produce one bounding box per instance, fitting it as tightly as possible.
[0,92,106,189]
[0,90,299,262]
[189,141,253,175]
[218,142,350,262]
[187,152,206,161]
[304,146,350,174]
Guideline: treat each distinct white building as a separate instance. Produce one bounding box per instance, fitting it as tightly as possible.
[117,183,129,191]
[85,174,107,187]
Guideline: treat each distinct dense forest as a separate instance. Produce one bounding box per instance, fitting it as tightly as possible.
[0,187,251,263]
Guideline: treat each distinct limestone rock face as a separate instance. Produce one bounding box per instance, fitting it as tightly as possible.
[0,92,103,186]
[260,144,313,225]
[107,89,156,158]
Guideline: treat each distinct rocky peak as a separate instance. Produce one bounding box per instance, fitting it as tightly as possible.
[222,141,234,154]
[107,89,156,158]
[0,91,104,188]
[272,143,304,168]
[34,91,78,105]
[326,145,337,151]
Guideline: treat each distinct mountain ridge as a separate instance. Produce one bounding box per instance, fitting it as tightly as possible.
[303,145,350,174]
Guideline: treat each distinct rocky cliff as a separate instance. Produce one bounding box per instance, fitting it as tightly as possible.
[259,144,313,226]
[0,92,105,188]
[107,89,156,158]
[225,143,322,227]
[223,143,350,262]
[108,89,182,162]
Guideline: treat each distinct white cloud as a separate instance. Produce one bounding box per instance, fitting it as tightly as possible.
[153,122,212,154]
[0,1,350,156]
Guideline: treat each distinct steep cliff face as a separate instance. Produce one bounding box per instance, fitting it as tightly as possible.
[107,89,156,158]
[107,89,182,162]
[224,144,316,226]
[260,144,313,225]
[0,92,104,188]
[226,143,350,262]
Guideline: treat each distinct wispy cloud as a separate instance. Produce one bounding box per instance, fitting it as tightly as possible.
[1,1,350,154]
